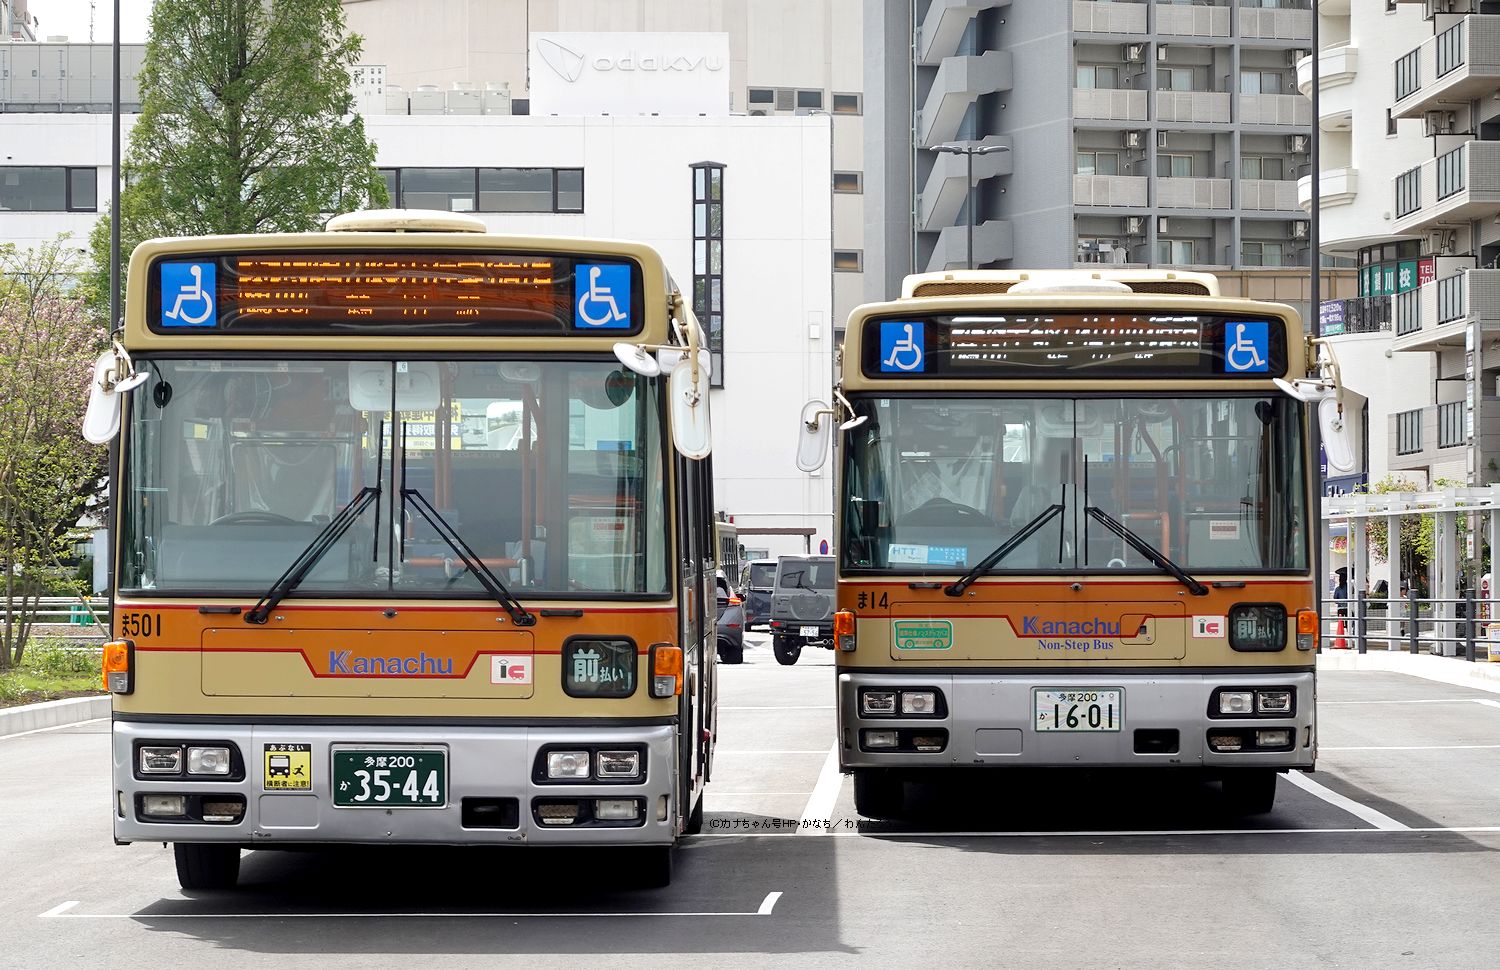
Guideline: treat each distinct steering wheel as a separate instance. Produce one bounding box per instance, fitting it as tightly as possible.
[210,510,299,526]
[900,497,997,528]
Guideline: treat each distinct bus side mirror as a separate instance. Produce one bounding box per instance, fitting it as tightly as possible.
[668,350,712,459]
[797,400,832,472]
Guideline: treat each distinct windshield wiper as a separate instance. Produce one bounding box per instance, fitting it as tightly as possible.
[402,488,537,627]
[245,487,381,624]
[944,501,1066,597]
[1085,505,1208,596]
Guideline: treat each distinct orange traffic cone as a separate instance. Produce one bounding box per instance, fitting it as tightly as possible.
[1333,617,1349,650]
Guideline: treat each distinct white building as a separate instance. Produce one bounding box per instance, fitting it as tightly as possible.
[0,104,835,559]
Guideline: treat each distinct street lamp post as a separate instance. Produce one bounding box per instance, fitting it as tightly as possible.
[932,142,1010,270]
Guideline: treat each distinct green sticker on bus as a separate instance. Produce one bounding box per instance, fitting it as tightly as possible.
[893,620,953,650]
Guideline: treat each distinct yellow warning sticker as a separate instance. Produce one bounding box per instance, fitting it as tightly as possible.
[263,743,312,791]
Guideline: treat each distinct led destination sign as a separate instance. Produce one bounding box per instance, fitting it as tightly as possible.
[863,313,1287,379]
[149,251,643,336]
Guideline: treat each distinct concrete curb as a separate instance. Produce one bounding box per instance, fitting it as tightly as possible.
[1318,649,1500,695]
[0,695,110,738]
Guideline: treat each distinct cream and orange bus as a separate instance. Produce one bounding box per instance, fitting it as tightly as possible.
[86,210,720,888]
[798,269,1343,819]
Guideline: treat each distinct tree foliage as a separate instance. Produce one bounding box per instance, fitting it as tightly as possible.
[84,0,387,323]
[1361,474,1475,588]
[0,242,106,668]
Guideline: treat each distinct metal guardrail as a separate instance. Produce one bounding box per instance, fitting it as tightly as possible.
[0,596,107,634]
[1321,589,1495,662]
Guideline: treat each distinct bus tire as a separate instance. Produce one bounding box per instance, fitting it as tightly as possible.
[1222,769,1278,816]
[773,637,801,665]
[173,843,240,891]
[635,845,674,888]
[853,768,905,820]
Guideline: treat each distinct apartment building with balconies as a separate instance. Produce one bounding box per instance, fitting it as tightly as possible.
[1311,0,1500,492]
[864,0,1344,320]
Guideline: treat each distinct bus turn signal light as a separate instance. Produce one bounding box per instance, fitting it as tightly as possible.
[834,610,856,652]
[102,639,134,694]
[1296,609,1318,651]
[650,643,683,698]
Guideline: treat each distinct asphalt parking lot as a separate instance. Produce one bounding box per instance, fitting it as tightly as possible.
[4,633,1500,969]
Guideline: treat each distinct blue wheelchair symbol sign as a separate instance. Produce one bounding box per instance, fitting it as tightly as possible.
[573,263,632,330]
[159,262,218,328]
[1224,320,1269,373]
[879,321,925,373]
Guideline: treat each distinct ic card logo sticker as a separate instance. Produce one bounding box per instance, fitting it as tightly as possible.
[880,320,925,373]
[159,261,217,328]
[574,263,632,329]
[1192,615,1226,639]
[892,619,953,650]
[263,742,312,791]
[490,655,532,685]
[1224,320,1269,373]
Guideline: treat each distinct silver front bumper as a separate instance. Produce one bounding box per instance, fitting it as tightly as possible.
[112,721,678,846]
[838,670,1315,770]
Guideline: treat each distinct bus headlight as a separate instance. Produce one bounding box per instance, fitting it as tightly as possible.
[139,746,182,774]
[187,746,232,776]
[595,750,642,779]
[900,691,938,715]
[547,751,591,779]
[861,691,897,715]
[1218,691,1254,715]
[1256,690,1293,715]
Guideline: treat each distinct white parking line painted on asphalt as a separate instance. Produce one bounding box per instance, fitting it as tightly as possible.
[1318,699,1481,705]
[719,706,835,711]
[709,791,814,796]
[1322,744,1500,751]
[39,901,786,919]
[1473,699,1500,710]
[1284,772,1410,831]
[718,750,830,756]
[696,825,1500,839]
[0,717,107,742]
[797,744,844,836]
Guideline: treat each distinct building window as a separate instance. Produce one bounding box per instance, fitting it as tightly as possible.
[1156,154,1194,178]
[1386,109,1398,137]
[1436,147,1465,201]
[1157,67,1195,92]
[0,166,98,212]
[387,167,583,213]
[1078,237,1129,264]
[1395,167,1421,218]
[1075,65,1120,90]
[1239,71,1284,95]
[1437,274,1464,323]
[833,250,863,272]
[1438,401,1465,449]
[832,92,862,115]
[833,171,863,193]
[796,89,823,110]
[1240,156,1285,180]
[1156,239,1196,265]
[1395,409,1422,456]
[1242,241,1285,267]
[1076,152,1120,176]
[1436,20,1465,78]
[1395,50,1420,101]
[691,162,725,388]
[748,88,774,106]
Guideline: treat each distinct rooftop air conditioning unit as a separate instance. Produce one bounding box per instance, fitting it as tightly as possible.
[1126,216,1145,236]
[1125,44,1145,63]
[1290,221,1309,239]
[1423,110,1457,136]
[1287,134,1309,153]
[1123,130,1143,149]
[1426,228,1458,254]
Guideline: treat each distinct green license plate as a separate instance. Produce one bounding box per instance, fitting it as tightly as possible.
[332,749,447,808]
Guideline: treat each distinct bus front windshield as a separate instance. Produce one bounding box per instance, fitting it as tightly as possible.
[841,396,1307,575]
[121,358,668,598]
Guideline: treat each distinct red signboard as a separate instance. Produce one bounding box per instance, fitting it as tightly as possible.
[1418,257,1436,288]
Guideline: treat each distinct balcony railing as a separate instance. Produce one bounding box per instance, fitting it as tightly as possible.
[1395,48,1421,101]
[1391,15,1500,117]
[1072,0,1147,34]
[1438,401,1465,450]
[1438,274,1465,324]
[1391,141,1500,235]
[1395,409,1423,456]
[1241,179,1299,211]
[1238,5,1313,41]
[1072,174,1148,207]
[1157,177,1231,210]
[1437,146,1465,202]
[1239,93,1311,126]
[1322,296,1392,336]
[1073,87,1148,121]
[1155,90,1230,123]
[1437,19,1464,79]
[1156,2,1230,37]
[1395,166,1421,218]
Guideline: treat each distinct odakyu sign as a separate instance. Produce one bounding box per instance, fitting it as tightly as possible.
[529,32,730,117]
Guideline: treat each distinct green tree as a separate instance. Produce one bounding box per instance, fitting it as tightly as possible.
[0,241,106,669]
[84,0,388,323]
